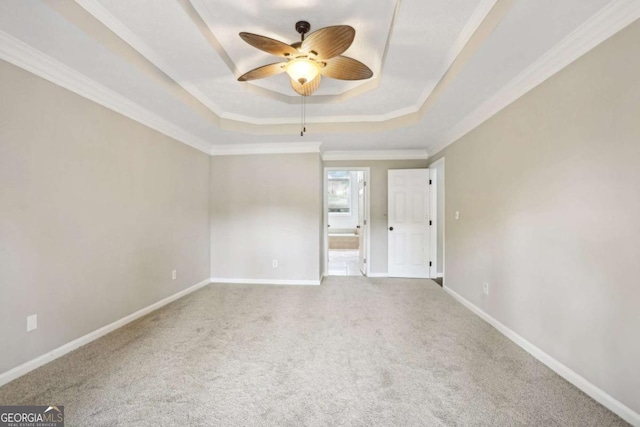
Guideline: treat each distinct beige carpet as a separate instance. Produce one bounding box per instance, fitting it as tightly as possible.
[0,277,627,426]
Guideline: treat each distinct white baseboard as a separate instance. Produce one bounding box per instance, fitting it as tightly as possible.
[367,273,388,278]
[210,277,321,286]
[443,285,640,426]
[0,278,211,388]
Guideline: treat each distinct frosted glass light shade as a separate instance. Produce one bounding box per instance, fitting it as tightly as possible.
[285,59,320,85]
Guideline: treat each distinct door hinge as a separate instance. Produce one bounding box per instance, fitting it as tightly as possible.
[429,261,432,267]
[364,258,367,264]
[429,179,432,185]
[429,220,432,226]
[364,219,367,225]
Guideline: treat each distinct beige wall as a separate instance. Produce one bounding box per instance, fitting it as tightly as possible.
[323,160,428,274]
[210,153,322,282]
[0,60,211,374]
[428,22,640,413]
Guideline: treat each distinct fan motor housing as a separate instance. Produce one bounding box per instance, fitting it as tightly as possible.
[295,21,311,37]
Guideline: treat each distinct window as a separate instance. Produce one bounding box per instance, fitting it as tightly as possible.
[328,171,351,213]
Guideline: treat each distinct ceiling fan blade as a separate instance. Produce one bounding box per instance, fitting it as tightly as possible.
[239,32,299,57]
[321,56,373,80]
[301,25,355,60]
[290,75,322,96]
[238,63,286,81]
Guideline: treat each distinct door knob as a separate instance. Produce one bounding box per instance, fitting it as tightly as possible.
[389,227,394,231]
[356,225,361,229]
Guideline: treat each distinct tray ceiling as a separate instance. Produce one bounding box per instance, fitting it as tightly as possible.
[0,0,637,154]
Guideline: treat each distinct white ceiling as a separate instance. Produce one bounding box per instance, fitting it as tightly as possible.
[0,0,638,155]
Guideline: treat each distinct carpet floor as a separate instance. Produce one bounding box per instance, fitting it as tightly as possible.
[0,277,627,426]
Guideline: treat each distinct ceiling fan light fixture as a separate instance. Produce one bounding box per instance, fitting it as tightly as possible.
[237,22,372,96]
[285,58,320,85]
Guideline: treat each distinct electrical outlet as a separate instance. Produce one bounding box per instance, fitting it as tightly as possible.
[172,270,177,280]
[455,211,460,220]
[272,260,278,268]
[27,314,37,332]
[483,282,489,295]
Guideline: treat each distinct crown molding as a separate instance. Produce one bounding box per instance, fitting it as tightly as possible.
[0,31,212,154]
[322,150,428,161]
[71,0,492,129]
[413,0,497,115]
[76,0,396,117]
[210,142,322,156]
[430,0,640,157]
[1,0,508,136]
[75,0,226,117]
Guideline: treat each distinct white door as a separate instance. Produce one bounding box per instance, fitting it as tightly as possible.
[388,169,430,278]
[357,173,367,275]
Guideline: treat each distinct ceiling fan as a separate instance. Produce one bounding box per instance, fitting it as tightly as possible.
[237,21,373,96]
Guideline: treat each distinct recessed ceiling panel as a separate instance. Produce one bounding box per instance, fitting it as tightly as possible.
[190,0,395,97]
[90,0,488,123]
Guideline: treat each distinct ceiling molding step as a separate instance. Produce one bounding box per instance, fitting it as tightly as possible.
[167,0,495,128]
[218,107,419,126]
[210,142,322,156]
[412,0,497,114]
[187,0,399,105]
[322,150,428,161]
[437,0,640,154]
[0,31,212,154]
[75,0,226,117]
[74,0,391,127]
[425,140,451,163]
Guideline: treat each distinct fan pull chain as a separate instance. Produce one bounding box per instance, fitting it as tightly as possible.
[300,95,307,137]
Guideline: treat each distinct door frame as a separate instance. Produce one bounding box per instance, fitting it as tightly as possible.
[430,157,445,280]
[323,167,371,277]
[429,167,437,278]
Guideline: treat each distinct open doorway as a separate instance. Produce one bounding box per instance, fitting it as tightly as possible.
[323,167,370,276]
